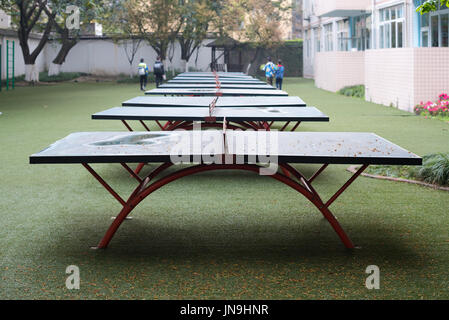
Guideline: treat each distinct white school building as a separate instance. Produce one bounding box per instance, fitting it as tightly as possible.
[303,0,449,112]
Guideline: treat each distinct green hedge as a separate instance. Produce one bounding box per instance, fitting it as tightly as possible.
[254,40,303,77]
[228,40,303,77]
[1,72,85,87]
[338,85,365,98]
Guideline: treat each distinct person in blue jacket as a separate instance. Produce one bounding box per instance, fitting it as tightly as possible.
[275,60,285,90]
[262,57,276,86]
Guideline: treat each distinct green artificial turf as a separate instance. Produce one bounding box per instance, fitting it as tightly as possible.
[0,78,448,300]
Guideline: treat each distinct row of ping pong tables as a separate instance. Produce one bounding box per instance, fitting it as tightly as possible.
[30,72,422,250]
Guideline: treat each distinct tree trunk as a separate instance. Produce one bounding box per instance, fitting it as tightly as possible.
[17,5,53,83]
[246,63,252,75]
[25,64,39,82]
[48,39,77,77]
[181,59,188,72]
[129,63,134,78]
[48,63,61,76]
[246,47,262,76]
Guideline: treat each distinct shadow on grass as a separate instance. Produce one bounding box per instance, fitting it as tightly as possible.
[42,214,426,269]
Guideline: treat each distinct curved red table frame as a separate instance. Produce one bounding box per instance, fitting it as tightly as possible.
[82,161,368,250]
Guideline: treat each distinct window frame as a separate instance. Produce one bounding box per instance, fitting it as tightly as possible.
[324,23,334,52]
[378,4,405,49]
[337,19,350,51]
[419,1,449,47]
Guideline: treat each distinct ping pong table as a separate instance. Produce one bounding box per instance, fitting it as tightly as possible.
[159,83,276,90]
[173,76,255,81]
[122,96,306,108]
[145,88,289,97]
[115,95,313,175]
[176,72,249,78]
[92,106,329,132]
[119,96,309,131]
[168,79,267,85]
[30,130,422,250]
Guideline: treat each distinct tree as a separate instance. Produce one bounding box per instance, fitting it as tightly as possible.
[178,0,215,72]
[209,0,246,39]
[102,0,142,78]
[40,0,105,76]
[237,0,290,74]
[0,0,54,82]
[124,0,183,64]
[417,0,449,13]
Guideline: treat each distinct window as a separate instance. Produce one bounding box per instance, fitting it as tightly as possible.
[313,27,321,53]
[352,15,371,51]
[365,15,372,50]
[379,4,405,48]
[324,23,333,51]
[420,0,449,47]
[432,15,439,46]
[337,19,350,51]
[421,13,430,47]
[441,13,449,47]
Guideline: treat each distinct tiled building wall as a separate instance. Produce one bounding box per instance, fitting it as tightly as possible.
[314,51,365,92]
[365,49,415,112]
[414,48,449,106]
[365,48,449,112]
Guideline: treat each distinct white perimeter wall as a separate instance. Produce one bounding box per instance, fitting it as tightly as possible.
[44,38,219,76]
[1,37,221,80]
[1,35,47,80]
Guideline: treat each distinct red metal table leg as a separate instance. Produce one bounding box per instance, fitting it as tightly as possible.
[134,163,146,175]
[89,163,363,250]
[121,120,133,132]
[290,122,301,132]
[280,121,291,131]
[139,120,150,131]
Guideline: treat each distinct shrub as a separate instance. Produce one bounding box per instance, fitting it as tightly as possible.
[338,85,365,98]
[39,72,87,82]
[416,153,449,186]
[1,73,84,86]
[366,153,449,187]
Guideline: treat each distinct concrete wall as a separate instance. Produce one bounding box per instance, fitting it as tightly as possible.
[1,34,47,80]
[314,51,365,92]
[1,36,220,80]
[44,38,219,76]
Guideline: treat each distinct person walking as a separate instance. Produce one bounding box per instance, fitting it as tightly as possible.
[262,57,276,86]
[153,56,165,88]
[275,60,285,90]
[138,58,149,91]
